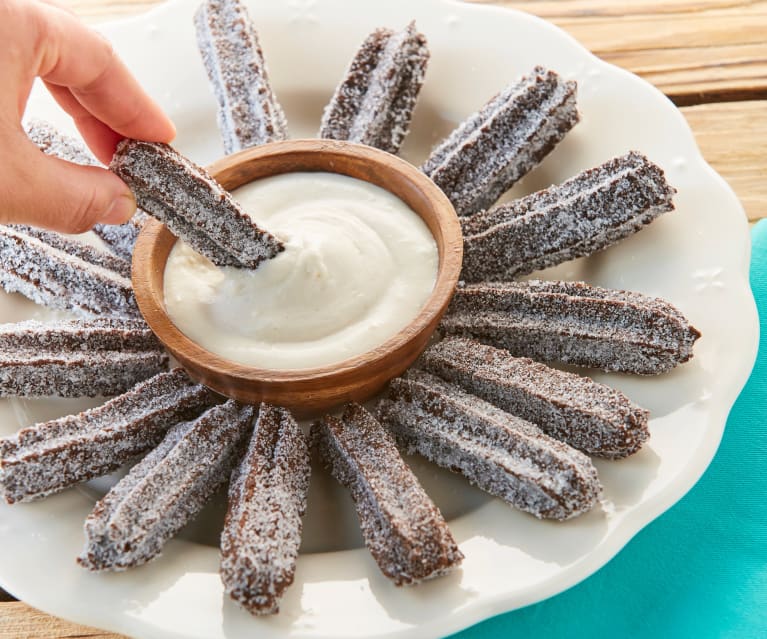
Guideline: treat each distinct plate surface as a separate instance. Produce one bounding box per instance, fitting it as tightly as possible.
[0,0,758,637]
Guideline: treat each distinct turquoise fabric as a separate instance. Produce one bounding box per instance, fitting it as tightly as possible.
[451,221,767,639]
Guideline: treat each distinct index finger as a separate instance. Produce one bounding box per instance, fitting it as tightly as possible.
[33,1,175,143]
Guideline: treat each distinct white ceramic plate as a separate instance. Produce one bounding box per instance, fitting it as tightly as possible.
[0,0,758,637]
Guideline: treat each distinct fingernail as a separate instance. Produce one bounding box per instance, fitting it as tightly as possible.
[103,193,136,225]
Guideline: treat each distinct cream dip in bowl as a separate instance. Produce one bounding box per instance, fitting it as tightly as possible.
[132,139,462,414]
[163,172,438,370]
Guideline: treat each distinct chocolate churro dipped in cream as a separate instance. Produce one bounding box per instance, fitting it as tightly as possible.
[420,338,649,458]
[377,370,602,520]
[461,152,676,282]
[0,224,137,318]
[442,280,700,374]
[221,404,310,615]
[0,318,168,397]
[421,66,579,216]
[110,140,284,269]
[0,369,217,504]
[195,0,288,154]
[312,403,463,586]
[319,22,429,154]
[24,120,148,260]
[79,400,253,571]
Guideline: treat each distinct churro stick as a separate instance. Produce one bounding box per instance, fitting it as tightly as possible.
[312,403,463,585]
[442,280,700,374]
[377,370,602,520]
[420,337,649,458]
[92,212,149,262]
[24,119,99,167]
[0,224,138,318]
[24,119,148,260]
[421,66,578,216]
[0,369,218,504]
[221,404,310,615]
[111,140,284,269]
[79,400,253,571]
[0,318,168,397]
[319,22,429,154]
[195,0,288,154]
[461,152,675,281]
[9,225,131,278]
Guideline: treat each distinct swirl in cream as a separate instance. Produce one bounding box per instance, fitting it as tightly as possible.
[164,172,438,370]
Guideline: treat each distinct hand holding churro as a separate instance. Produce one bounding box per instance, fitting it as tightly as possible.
[0,0,174,233]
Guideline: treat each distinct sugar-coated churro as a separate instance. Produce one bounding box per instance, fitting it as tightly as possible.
[221,403,310,615]
[312,403,463,585]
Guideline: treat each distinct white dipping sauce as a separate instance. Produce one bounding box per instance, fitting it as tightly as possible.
[164,172,438,370]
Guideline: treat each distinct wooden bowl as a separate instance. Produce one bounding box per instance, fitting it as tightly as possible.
[132,139,463,415]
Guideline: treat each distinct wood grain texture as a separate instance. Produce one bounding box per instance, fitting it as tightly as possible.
[470,0,767,105]
[3,0,765,637]
[0,602,125,639]
[682,101,766,222]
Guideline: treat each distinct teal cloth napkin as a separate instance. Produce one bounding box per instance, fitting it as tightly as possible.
[451,221,767,639]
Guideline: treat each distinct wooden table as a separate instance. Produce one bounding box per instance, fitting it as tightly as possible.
[1,1,765,637]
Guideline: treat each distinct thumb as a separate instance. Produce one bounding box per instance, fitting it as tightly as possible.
[0,132,136,234]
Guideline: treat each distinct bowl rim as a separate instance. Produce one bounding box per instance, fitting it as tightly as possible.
[131,138,463,386]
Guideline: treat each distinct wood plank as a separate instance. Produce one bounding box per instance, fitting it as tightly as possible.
[681,101,767,222]
[0,602,125,639]
[468,0,767,105]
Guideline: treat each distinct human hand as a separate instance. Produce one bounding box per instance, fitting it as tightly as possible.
[0,0,175,233]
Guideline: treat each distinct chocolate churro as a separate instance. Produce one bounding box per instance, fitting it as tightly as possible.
[0,318,168,397]
[461,152,676,281]
[24,119,99,167]
[92,212,149,262]
[195,0,288,154]
[221,404,310,615]
[319,22,429,154]
[0,224,138,317]
[24,119,149,261]
[0,369,218,504]
[79,400,253,571]
[377,370,601,520]
[442,280,700,374]
[9,225,131,279]
[111,140,284,269]
[420,337,649,458]
[421,66,578,216]
[312,403,463,585]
